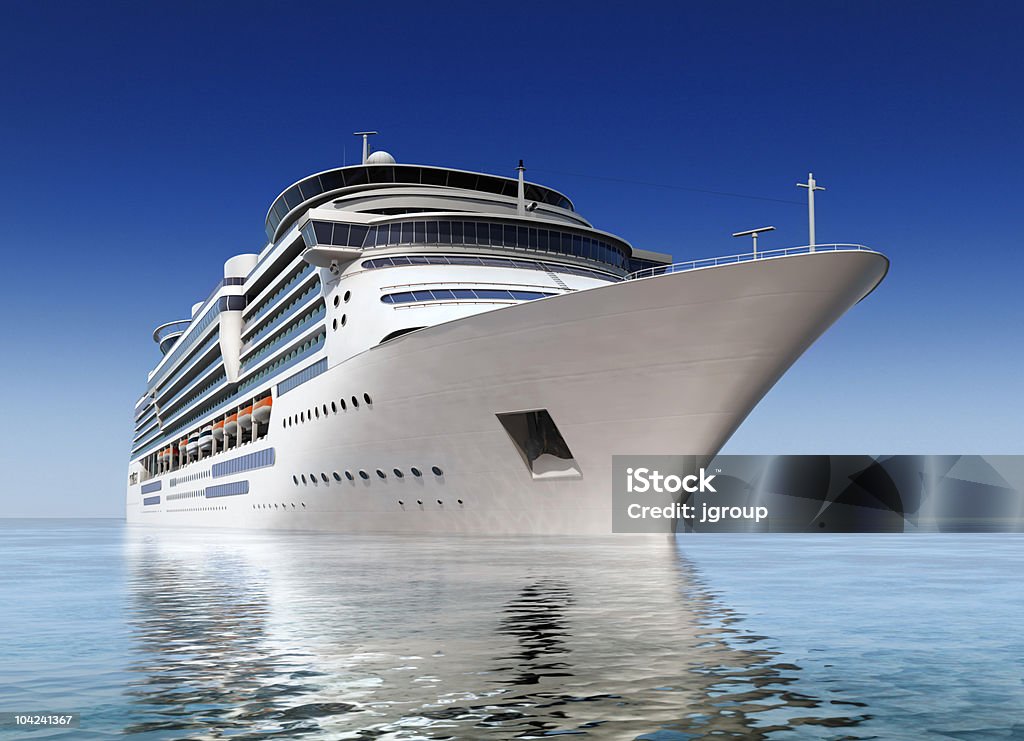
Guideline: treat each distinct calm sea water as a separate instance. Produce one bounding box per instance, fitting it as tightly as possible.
[1,521,1022,740]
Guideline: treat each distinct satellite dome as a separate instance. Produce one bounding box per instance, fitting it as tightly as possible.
[366,150,396,164]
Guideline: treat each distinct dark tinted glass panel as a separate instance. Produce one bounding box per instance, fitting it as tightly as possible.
[448,255,478,265]
[319,170,346,191]
[517,226,528,248]
[381,295,395,304]
[391,255,411,265]
[538,229,549,250]
[412,291,433,301]
[298,177,322,200]
[438,221,451,243]
[431,289,456,300]
[348,225,369,247]
[463,222,477,244]
[375,224,389,246]
[572,235,584,257]
[500,180,518,196]
[489,223,503,246]
[394,166,420,183]
[452,289,476,299]
[368,166,393,183]
[503,224,516,247]
[582,237,592,259]
[344,167,368,187]
[313,221,333,244]
[400,223,413,243]
[332,224,349,245]
[447,171,477,190]
[425,221,438,243]
[420,168,447,186]
[273,200,289,222]
[283,185,304,210]
[528,228,538,249]
[451,221,464,243]
[524,184,543,202]
[476,176,504,196]
[413,222,426,242]
[406,255,429,264]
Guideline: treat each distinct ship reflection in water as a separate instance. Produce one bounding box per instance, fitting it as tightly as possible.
[123,531,868,739]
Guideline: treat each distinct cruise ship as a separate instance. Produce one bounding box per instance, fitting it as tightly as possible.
[127,137,888,534]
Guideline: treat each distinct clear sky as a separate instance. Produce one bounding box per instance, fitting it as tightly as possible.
[1,1,1021,516]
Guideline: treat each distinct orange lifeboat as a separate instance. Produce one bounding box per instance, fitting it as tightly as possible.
[212,419,225,441]
[253,396,273,424]
[224,412,238,437]
[239,404,253,429]
[160,447,170,461]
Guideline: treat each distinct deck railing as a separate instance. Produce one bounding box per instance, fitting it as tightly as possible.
[626,244,876,281]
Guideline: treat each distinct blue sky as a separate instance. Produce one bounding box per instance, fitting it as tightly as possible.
[1,1,1021,516]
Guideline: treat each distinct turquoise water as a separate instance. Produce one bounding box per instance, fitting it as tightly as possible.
[1,520,1022,740]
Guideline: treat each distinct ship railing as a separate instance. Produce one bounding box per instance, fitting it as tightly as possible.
[626,244,876,281]
[152,320,192,346]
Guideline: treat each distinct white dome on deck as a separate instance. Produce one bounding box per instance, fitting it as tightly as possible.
[366,150,396,164]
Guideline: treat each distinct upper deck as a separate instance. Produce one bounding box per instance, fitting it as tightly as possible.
[265,164,575,243]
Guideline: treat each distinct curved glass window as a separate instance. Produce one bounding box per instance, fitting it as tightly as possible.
[267,165,575,240]
[304,218,629,271]
[360,254,619,281]
[382,289,555,305]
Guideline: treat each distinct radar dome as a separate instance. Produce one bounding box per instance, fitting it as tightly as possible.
[366,150,396,164]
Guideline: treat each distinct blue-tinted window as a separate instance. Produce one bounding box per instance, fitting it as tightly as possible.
[349,225,369,247]
[452,289,476,299]
[414,221,426,243]
[451,221,464,243]
[438,221,451,244]
[431,289,456,300]
[400,222,413,244]
[425,221,438,243]
[313,222,333,244]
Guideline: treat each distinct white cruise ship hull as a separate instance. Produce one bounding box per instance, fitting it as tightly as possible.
[127,250,887,535]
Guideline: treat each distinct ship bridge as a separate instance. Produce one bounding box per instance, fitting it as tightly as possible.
[265,163,576,244]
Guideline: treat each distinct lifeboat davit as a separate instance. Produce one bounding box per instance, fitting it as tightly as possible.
[212,419,225,441]
[186,433,199,456]
[199,425,213,451]
[253,396,273,424]
[239,404,253,429]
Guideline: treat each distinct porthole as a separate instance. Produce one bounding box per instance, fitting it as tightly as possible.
[351,396,359,408]
[376,469,386,479]
[345,471,354,481]
[393,468,404,478]
[292,475,299,485]
[340,398,347,411]
[321,473,329,483]
[416,499,423,505]
[331,401,337,413]
[432,466,444,476]
[332,318,338,330]
[300,474,307,484]
[334,295,340,307]
[332,472,342,481]
[309,473,317,483]
[411,467,422,477]
[363,393,372,405]
[315,407,320,419]
[322,404,328,416]
[341,314,347,326]
[437,499,443,505]
[398,499,404,505]
[300,412,305,423]
[359,470,369,480]
[344,290,351,303]
[457,499,464,505]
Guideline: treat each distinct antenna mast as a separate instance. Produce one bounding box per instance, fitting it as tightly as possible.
[353,131,378,164]
[797,172,826,250]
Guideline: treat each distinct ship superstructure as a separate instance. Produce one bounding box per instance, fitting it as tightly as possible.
[127,139,888,534]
